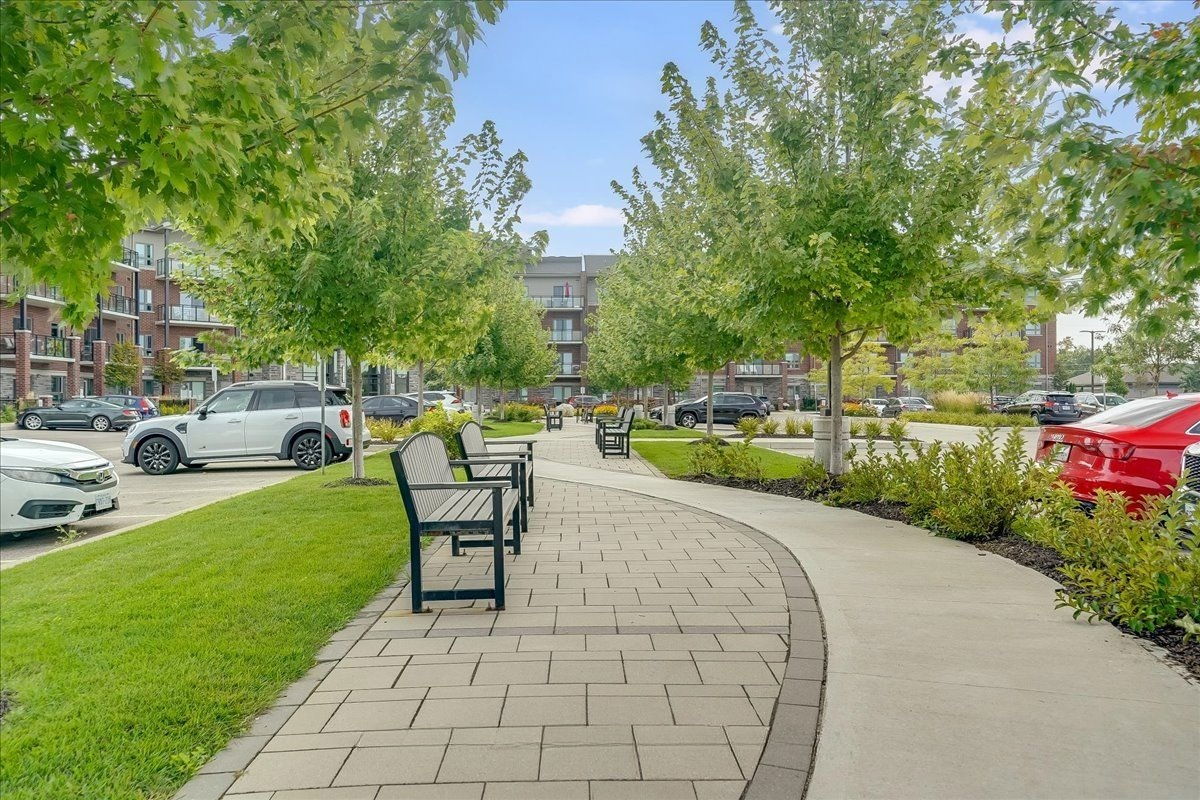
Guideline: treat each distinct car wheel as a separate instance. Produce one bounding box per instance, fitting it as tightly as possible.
[1031,412,1044,425]
[137,437,179,475]
[91,415,111,432]
[21,413,43,430]
[679,412,698,428]
[291,431,328,470]
[741,412,760,420]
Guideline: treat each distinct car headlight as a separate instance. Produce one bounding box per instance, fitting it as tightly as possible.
[0,467,71,484]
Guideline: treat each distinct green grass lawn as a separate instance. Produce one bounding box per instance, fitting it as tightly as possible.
[630,428,705,439]
[632,440,811,479]
[0,454,410,800]
[482,420,543,437]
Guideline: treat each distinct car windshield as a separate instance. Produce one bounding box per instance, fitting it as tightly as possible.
[1083,396,1197,427]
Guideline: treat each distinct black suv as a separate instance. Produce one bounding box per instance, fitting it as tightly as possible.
[1001,391,1082,424]
[673,393,767,428]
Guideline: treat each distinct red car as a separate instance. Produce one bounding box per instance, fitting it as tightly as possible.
[1036,394,1200,511]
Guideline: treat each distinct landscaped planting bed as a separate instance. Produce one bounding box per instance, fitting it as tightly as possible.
[636,428,1200,678]
[0,454,411,800]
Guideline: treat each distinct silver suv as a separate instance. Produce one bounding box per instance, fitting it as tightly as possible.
[122,381,366,475]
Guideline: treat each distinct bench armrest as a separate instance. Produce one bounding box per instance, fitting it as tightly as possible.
[490,439,537,445]
[449,457,525,466]
[410,481,509,490]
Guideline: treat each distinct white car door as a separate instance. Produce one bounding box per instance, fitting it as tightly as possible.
[187,388,254,457]
[244,387,301,454]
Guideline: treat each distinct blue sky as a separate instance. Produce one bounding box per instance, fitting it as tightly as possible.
[446,1,1193,341]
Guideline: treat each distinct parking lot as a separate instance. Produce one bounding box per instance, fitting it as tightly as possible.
[1,425,303,568]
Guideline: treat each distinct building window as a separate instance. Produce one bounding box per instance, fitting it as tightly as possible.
[116,331,127,343]
[50,375,65,401]
[784,352,800,365]
[179,336,197,350]
[135,242,153,268]
[50,322,61,338]
[138,334,153,355]
[1024,288,1038,306]
[138,288,153,312]
[1024,322,1043,336]
[552,385,570,401]
[143,379,156,396]
[1027,351,1042,369]
[83,378,94,395]
[940,318,958,334]
[180,380,207,400]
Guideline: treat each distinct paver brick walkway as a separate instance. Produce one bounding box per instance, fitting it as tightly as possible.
[208,478,822,800]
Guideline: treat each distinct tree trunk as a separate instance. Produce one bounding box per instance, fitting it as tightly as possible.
[705,370,715,436]
[349,355,365,480]
[829,331,846,475]
[415,359,425,414]
[499,385,506,420]
[476,379,483,423]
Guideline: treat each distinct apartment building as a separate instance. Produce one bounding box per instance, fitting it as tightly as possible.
[1,225,240,403]
[514,254,615,403]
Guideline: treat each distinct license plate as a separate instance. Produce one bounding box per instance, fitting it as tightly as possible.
[94,493,113,511]
[1049,444,1070,463]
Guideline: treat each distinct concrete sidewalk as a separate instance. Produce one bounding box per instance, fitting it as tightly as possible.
[534,455,1199,800]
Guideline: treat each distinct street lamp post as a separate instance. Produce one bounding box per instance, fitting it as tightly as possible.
[1082,329,1105,395]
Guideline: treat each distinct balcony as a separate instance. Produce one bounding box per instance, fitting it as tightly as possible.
[117,247,149,270]
[100,293,136,317]
[159,303,224,325]
[0,275,67,305]
[31,334,71,359]
[156,258,204,279]
[556,363,581,376]
[550,329,583,342]
[735,363,782,376]
[532,296,583,309]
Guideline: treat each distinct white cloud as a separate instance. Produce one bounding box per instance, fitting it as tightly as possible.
[524,204,625,227]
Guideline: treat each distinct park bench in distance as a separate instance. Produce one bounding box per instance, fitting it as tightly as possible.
[598,407,633,458]
[544,404,564,430]
[457,420,536,507]
[390,432,521,612]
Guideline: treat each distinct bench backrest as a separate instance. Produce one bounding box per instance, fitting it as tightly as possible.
[617,409,634,432]
[390,432,456,525]
[458,420,487,456]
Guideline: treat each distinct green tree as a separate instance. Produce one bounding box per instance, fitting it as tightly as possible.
[445,276,557,421]
[960,1,1200,331]
[150,349,185,396]
[1054,337,1094,390]
[1106,302,1200,394]
[630,1,1028,471]
[189,98,534,479]
[1,0,502,318]
[958,319,1037,402]
[104,340,142,392]
[1179,363,1200,393]
[900,332,966,397]
[840,342,895,400]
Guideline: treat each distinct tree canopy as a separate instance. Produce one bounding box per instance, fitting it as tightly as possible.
[1,0,502,320]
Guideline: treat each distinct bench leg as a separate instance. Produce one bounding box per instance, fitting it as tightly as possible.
[527,458,535,507]
[511,505,522,555]
[517,462,529,533]
[410,523,426,614]
[451,534,461,557]
[491,506,506,611]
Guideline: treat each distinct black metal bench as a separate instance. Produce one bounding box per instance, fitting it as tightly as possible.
[595,407,631,448]
[544,404,564,431]
[599,408,633,458]
[390,432,520,612]
[456,418,535,512]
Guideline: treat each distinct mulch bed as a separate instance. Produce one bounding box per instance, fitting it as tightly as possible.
[681,473,1200,680]
[322,477,391,488]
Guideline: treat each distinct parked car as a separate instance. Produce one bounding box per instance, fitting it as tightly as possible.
[672,393,767,428]
[880,397,935,417]
[1,437,120,536]
[95,394,159,419]
[403,391,472,414]
[567,395,601,408]
[122,381,366,475]
[987,395,1014,412]
[17,398,141,432]
[1073,391,1126,416]
[1000,391,1082,424]
[755,396,776,413]
[1036,394,1200,512]
[363,394,419,425]
[864,398,889,416]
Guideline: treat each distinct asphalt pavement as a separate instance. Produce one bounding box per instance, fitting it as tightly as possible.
[0,424,303,568]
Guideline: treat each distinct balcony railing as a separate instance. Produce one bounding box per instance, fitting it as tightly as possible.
[31,334,70,358]
[100,293,136,316]
[556,363,581,376]
[160,303,222,324]
[735,363,782,376]
[156,257,205,279]
[550,329,582,342]
[0,275,66,303]
[532,296,583,309]
[82,341,93,361]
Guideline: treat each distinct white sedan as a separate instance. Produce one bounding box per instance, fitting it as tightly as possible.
[0,437,120,536]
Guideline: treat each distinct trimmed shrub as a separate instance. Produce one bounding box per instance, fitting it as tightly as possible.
[489,403,544,422]
[593,404,618,417]
[400,409,475,457]
[784,416,802,437]
[1,404,18,423]
[735,416,761,439]
[367,417,404,443]
[157,398,192,416]
[885,418,908,441]
[632,418,662,430]
[842,402,877,417]
[761,419,779,435]
[903,411,1036,427]
[1018,482,1200,634]
[861,419,884,440]
[801,418,814,437]
[688,438,764,480]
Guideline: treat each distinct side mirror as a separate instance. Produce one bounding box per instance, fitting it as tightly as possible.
[197,408,208,420]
